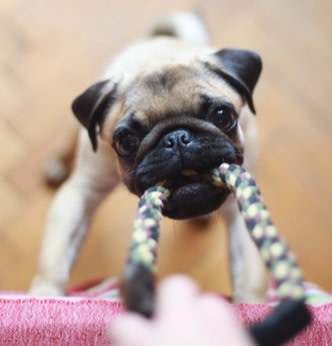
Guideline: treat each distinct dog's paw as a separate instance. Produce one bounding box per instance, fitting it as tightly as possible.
[120,264,155,318]
[29,279,65,297]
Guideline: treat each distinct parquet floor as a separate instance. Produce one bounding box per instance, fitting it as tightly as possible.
[1,0,331,295]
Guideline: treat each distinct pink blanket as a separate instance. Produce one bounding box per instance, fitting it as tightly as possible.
[1,279,331,345]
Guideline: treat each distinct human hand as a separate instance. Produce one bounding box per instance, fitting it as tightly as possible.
[110,275,254,346]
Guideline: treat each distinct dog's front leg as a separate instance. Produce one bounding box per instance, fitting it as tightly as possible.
[222,198,269,303]
[30,133,120,296]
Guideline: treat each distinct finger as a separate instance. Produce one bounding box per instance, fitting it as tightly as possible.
[197,294,255,345]
[197,294,237,324]
[110,313,150,345]
[156,275,199,318]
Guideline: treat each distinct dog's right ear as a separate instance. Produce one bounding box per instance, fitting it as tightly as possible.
[204,49,262,114]
[72,80,117,151]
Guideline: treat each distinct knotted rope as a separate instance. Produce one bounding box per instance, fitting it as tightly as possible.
[121,163,311,345]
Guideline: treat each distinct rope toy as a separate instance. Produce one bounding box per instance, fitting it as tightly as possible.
[120,163,311,345]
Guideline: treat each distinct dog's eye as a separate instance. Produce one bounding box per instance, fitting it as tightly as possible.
[210,106,237,133]
[113,131,140,157]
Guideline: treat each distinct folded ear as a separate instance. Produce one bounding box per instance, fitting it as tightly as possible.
[208,49,262,114]
[72,80,117,151]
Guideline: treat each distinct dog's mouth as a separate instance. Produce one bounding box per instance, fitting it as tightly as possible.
[133,140,243,219]
[157,169,230,219]
[160,169,209,188]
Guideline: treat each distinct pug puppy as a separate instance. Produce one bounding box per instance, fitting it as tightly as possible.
[30,13,268,303]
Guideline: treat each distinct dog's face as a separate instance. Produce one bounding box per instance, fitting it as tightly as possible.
[72,49,262,219]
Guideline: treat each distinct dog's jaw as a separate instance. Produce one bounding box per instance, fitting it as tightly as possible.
[162,179,230,219]
[124,125,244,219]
[132,147,243,219]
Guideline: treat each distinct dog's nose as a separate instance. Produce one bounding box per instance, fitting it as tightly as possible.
[162,129,192,149]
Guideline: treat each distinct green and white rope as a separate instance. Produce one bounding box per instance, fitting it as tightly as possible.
[126,186,170,273]
[124,162,305,302]
[209,164,305,300]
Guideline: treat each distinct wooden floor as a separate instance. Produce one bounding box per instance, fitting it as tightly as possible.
[1,0,331,295]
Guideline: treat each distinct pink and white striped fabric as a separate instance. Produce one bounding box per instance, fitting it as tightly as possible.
[1,278,331,345]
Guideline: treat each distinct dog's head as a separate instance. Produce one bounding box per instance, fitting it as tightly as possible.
[72,49,262,219]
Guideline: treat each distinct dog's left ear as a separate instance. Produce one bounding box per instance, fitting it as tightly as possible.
[72,80,118,151]
[209,49,262,114]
